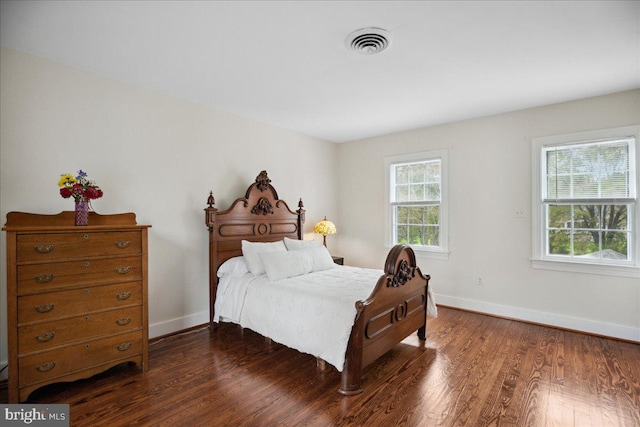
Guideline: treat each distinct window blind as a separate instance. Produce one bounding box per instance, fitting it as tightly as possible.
[543,138,635,203]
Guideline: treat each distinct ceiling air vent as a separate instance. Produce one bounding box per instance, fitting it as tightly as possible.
[346,27,390,55]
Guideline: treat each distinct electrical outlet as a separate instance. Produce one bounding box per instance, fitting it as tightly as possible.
[514,210,525,218]
[477,277,483,286]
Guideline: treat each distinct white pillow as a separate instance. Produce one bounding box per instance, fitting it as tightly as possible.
[283,237,321,251]
[217,256,249,278]
[241,240,287,275]
[259,250,313,281]
[303,245,335,272]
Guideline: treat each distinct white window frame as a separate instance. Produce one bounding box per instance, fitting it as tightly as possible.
[385,149,449,259]
[531,125,640,277]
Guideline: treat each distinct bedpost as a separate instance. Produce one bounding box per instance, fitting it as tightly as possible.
[418,270,431,340]
[205,191,219,330]
[297,198,305,240]
[339,302,365,395]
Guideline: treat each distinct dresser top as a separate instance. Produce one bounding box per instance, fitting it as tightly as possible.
[3,211,151,231]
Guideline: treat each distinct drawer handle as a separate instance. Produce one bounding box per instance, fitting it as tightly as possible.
[116,317,131,326]
[117,342,132,352]
[115,240,131,249]
[36,362,56,372]
[36,332,56,343]
[115,266,131,274]
[35,304,55,313]
[34,274,54,283]
[35,244,55,254]
[116,292,131,300]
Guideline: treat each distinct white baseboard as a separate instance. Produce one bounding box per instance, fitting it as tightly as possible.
[435,294,639,343]
[149,310,209,339]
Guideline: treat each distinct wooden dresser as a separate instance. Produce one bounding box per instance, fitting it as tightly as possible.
[3,211,150,402]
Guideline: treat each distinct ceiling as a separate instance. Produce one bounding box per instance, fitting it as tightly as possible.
[1,1,638,143]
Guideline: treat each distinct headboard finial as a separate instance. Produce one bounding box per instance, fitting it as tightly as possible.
[207,191,215,208]
[297,197,306,231]
[256,170,271,192]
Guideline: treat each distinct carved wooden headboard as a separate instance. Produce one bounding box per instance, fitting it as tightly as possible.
[205,170,305,326]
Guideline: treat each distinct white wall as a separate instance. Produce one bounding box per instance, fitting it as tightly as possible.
[336,89,640,342]
[0,47,339,376]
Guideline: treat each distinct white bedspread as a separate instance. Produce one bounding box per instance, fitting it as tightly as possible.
[214,265,436,372]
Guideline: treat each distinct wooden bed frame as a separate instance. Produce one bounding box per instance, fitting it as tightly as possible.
[205,171,430,395]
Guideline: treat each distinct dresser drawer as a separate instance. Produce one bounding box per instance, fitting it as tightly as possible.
[19,330,143,386]
[17,256,142,294]
[18,282,142,325]
[18,306,142,354]
[17,231,141,263]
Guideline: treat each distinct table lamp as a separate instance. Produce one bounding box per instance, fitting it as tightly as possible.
[314,216,336,247]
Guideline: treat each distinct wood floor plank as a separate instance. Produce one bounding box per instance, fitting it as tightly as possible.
[2,307,639,426]
[477,319,529,426]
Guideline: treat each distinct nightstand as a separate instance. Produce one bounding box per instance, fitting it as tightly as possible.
[332,256,344,265]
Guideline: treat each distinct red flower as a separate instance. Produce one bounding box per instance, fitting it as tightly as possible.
[60,187,72,198]
[84,187,100,199]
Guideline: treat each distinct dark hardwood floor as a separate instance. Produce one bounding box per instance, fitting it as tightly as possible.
[2,307,639,426]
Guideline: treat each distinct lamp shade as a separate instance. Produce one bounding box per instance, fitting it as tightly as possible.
[314,217,336,236]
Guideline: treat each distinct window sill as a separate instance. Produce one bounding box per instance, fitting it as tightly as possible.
[409,246,450,260]
[531,258,640,278]
[386,244,449,260]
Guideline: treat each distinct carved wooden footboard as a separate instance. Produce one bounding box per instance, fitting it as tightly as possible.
[340,244,430,395]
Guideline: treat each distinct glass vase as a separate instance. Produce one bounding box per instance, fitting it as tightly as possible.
[75,200,89,226]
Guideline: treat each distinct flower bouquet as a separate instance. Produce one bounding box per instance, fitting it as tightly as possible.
[58,170,103,225]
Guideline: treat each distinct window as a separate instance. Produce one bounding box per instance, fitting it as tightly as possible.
[385,150,448,258]
[532,126,639,277]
